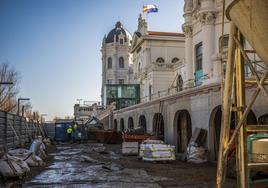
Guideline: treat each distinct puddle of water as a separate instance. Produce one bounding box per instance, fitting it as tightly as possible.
[23,143,167,188]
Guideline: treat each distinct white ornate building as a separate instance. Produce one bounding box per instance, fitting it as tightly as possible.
[111,0,268,161]
[101,21,133,104]
[131,14,185,102]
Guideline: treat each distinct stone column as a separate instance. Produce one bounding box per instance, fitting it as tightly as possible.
[185,34,193,83]
[211,53,222,82]
[182,10,194,87]
[199,0,217,84]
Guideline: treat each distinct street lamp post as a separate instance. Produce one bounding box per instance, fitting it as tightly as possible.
[40,114,48,137]
[0,82,13,85]
[17,98,30,116]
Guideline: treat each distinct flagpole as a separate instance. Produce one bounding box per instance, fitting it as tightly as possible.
[142,3,145,19]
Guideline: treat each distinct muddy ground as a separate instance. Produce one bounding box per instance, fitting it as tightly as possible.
[0,141,241,188]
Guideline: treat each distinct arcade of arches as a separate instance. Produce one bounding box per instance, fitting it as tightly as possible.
[113,104,266,162]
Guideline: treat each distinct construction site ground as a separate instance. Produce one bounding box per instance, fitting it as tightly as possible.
[1,142,239,188]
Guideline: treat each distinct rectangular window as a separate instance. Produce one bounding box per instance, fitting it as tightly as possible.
[195,42,203,71]
[219,35,229,52]
[119,79,124,84]
[106,80,112,84]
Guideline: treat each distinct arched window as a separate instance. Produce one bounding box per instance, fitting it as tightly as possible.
[156,57,165,63]
[172,57,179,63]
[177,75,183,91]
[138,62,141,72]
[107,57,112,69]
[119,57,124,68]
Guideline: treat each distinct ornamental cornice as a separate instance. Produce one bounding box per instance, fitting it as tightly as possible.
[182,23,193,38]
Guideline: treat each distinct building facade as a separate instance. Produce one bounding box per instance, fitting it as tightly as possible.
[131,14,186,102]
[111,0,268,161]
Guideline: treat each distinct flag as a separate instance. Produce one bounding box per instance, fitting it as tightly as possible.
[143,4,158,14]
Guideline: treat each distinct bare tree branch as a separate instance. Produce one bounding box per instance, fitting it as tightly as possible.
[0,62,20,112]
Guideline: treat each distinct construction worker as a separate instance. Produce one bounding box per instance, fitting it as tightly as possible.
[66,126,73,141]
[72,121,78,142]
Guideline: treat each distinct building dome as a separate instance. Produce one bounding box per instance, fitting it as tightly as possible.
[105,21,132,43]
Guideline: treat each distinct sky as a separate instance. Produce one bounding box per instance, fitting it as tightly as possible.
[0,0,184,120]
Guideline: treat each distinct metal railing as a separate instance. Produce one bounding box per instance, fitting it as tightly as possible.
[140,75,211,102]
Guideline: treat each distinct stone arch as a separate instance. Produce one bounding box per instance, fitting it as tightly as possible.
[173,110,192,153]
[156,57,165,63]
[128,117,134,130]
[209,105,257,161]
[258,113,268,124]
[172,57,179,63]
[138,62,141,72]
[152,113,164,140]
[107,57,112,69]
[114,119,118,131]
[177,75,183,91]
[119,57,124,68]
[120,118,125,132]
[139,115,147,133]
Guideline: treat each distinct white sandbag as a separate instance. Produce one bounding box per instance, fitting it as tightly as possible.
[30,140,42,155]
[24,153,41,167]
[0,154,30,178]
[8,148,43,167]
[38,148,47,159]
[186,143,208,164]
[0,160,16,177]
[7,154,30,173]
[35,155,44,166]
[43,138,51,146]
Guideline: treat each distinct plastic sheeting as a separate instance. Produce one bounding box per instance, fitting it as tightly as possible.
[29,139,47,159]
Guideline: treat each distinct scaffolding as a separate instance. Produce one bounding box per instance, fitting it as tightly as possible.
[216,0,268,187]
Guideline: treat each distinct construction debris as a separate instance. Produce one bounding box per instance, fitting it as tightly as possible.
[102,162,124,171]
[80,155,99,163]
[186,143,208,164]
[186,128,208,163]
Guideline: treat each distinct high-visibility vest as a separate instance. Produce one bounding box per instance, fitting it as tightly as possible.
[67,128,72,134]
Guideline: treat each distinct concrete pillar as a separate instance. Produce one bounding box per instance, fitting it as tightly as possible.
[202,24,215,80]
[185,36,194,83]
[199,0,217,83]
[182,8,194,87]
[211,53,222,82]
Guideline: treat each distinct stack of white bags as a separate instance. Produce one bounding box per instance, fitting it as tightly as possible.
[0,139,47,179]
[140,140,175,161]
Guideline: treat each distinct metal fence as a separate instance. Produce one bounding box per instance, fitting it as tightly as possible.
[0,111,42,151]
